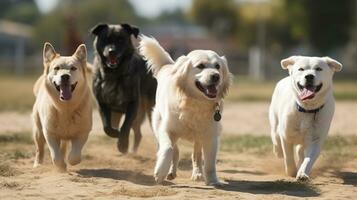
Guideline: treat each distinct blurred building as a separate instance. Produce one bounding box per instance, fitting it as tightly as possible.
[0,20,34,75]
[141,24,247,75]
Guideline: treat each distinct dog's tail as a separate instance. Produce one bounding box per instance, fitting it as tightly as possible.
[139,35,174,77]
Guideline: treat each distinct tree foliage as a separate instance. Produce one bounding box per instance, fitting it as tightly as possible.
[190,0,238,37]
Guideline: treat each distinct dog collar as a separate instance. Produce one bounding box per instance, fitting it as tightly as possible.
[214,103,221,121]
[296,103,324,114]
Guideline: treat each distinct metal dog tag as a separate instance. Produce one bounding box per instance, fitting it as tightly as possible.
[214,110,221,121]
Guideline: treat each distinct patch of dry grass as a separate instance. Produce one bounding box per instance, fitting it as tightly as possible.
[112,185,177,198]
[0,163,19,177]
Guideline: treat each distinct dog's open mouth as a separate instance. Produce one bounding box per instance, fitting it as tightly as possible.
[195,81,218,99]
[297,82,322,101]
[54,82,77,101]
[106,55,118,67]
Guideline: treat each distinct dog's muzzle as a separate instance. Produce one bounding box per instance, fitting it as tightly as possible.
[297,82,322,101]
[53,75,77,101]
[195,81,218,99]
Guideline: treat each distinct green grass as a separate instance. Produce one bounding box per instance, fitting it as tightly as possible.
[0,132,33,144]
[221,135,272,155]
[1,74,357,111]
[0,74,36,112]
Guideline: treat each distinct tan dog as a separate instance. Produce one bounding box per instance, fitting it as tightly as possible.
[32,43,92,172]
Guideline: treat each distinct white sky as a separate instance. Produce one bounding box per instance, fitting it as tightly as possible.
[129,0,192,18]
[34,0,58,14]
[34,0,192,18]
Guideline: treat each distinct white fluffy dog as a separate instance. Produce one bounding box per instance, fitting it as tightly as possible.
[139,36,231,185]
[269,56,342,181]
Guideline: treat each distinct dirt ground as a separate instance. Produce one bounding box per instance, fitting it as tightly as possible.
[0,102,356,199]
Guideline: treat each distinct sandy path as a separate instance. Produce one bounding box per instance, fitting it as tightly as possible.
[1,102,356,135]
[0,133,356,200]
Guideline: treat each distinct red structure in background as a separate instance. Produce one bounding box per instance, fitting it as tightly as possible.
[64,14,83,55]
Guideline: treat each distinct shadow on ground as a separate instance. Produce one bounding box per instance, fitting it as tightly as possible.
[77,168,155,186]
[219,179,320,197]
[334,171,357,186]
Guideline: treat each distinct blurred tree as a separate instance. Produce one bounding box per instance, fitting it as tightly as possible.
[0,0,40,25]
[190,0,239,37]
[304,0,355,53]
[153,9,189,25]
[33,0,139,52]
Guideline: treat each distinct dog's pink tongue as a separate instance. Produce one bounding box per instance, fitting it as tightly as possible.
[299,88,315,101]
[60,84,72,101]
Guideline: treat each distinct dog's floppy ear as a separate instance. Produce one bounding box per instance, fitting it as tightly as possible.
[43,42,57,73]
[121,23,139,38]
[73,44,87,64]
[219,56,232,98]
[281,56,298,70]
[91,23,108,35]
[174,56,192,85]
[324,57,342,72]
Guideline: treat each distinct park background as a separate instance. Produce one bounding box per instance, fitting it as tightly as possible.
[0,0,356,199]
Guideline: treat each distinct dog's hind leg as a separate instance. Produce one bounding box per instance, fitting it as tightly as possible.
[281,138,297,177]
[191,141,203,181]
[167,144,179,180]
[269,112,282,158]
[132,122,143,153]
[132,103,146,153]
[296,144,304,169]
[99,103,120,138]
[33,118,45,168]
[111,112,122,130]
[60,140,68,161]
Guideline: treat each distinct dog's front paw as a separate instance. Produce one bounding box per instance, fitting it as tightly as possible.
[117,137,129,154]
[207,180,224,187]
[33,161,42,168]
[103,127,120,138]
[166,172,177,180]
[154,173,166,184]
[191,172,204,181]
[68,153,81,166]
[296,173,310,182]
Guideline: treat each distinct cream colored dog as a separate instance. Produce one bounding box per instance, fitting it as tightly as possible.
[139,36,231,185]
[32,43,92,172]
[269,56,342,181]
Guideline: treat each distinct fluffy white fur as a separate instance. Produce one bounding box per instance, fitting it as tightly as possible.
[32,43,92,172]
[269,56,342,181]
[139,36,232,185]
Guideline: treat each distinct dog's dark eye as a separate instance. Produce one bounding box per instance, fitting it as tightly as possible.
[71,66,77,71]
[215,63,220,69]
[315,67,322,71]
[197,64,205,69]
[298,68,304,71]
[54,66,60,71]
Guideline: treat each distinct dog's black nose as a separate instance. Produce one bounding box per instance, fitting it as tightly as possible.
[211,74,220,83]
[108,48,116,56]
[61,74,70,82]
[305,74,315,81]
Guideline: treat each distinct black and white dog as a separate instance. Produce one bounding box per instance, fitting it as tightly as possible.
[91,23,157,153]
